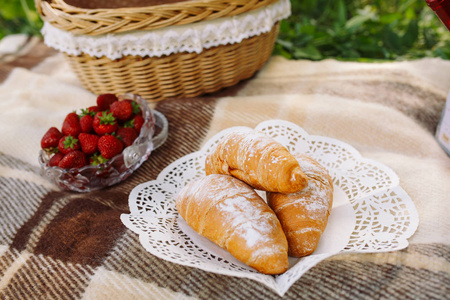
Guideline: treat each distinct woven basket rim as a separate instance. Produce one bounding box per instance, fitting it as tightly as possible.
[64,22,279,101]
[36,0,281,35]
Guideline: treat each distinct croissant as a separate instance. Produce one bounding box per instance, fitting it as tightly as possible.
[205,130,308,194]
[176,174,289,275]
[266,154,333,257]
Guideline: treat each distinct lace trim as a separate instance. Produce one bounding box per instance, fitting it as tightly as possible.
[41,0,290,60]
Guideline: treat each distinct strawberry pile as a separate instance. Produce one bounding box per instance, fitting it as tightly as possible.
[41,94,145,169]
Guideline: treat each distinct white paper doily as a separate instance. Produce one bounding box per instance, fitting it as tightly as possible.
[121,120,419,296]
[41,0,290,60]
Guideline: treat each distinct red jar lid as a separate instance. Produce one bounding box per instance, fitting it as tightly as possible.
[426,0,450,10]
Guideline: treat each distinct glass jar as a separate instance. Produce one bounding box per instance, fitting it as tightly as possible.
[426,0,450,31]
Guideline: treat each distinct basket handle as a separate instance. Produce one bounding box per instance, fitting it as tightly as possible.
[35,0,59,21]
[35,0,43,17]
[34,0,281,36]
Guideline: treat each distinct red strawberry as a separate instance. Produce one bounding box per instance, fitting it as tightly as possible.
[58,151,87,169]
[58,135,80,154]
[98,135,123,159]
[110,100,133,121]
[87,106,100,114]
[124,115,145,133]
[117,127,138,147]
[96,93,118,110]
[93,111,118,135]
[134,115,145,132]
[80,107,97,117]
[78,133,99,155]
[124,99,142,115]
[48,152,65,167]
[80,114,94,133]
[79,107,97,133]
[41,127,63,153]
[62,112,82,137]
[89,152,109,166]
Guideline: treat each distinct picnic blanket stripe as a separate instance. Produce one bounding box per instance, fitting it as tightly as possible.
[289,255,450,299]
[0,152,40,173]
[408,243,450,261]
[238,65,446,133]
[1,177,50,245]
[0,37,57,84]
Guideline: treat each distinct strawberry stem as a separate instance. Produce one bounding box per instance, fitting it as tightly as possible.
[90,152,109,166]
[44,147,59,154]
[80,108,96,117]
[130,101,141,114]
[123,119,135,128]
[99,112,117,125]
[63,135,79,150]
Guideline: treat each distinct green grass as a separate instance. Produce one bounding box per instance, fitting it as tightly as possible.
[1,0,449,61]
[274,0,450,61]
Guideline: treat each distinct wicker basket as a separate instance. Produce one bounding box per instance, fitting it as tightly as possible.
[36,0,283,101]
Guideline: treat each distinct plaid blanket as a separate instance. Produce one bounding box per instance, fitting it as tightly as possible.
[0,37,449,299]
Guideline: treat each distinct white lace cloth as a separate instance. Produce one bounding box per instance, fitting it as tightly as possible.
[41,0,290,59]
[121,120,419,296]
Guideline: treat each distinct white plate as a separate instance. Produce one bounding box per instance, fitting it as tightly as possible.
[121,120,419,296]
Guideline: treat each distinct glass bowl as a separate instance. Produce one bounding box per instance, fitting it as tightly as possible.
[39,93,168,192]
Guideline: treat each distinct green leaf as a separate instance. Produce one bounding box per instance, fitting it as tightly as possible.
[0,1,25,20]
[345,14,373,32]
[433,48,449,59]
[423,27,438,48]
[399,0,419,15]
[298,24,317,35]
[404,7,417,20]
[382,29,402,52]
[279,20,291,34]
[336,0,347,26]
[401,20,419,48]
[379,13,402,24]
[293,45,323,60]
[276,39,294,50]
[273,44,292,59]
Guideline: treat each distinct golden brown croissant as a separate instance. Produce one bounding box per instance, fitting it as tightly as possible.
[176,174,289,275]
[205,130,308,194]
[266,154,333,257]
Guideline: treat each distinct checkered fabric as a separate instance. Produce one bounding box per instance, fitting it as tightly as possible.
[0,38,449,299]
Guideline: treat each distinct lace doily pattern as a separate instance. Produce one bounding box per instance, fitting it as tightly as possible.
[121,120,418,296]
[41,0,290,60]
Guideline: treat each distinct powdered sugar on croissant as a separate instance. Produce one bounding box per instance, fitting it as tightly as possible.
[205,130,308,194]
[176,174,289,275]
[267,154,333,257]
